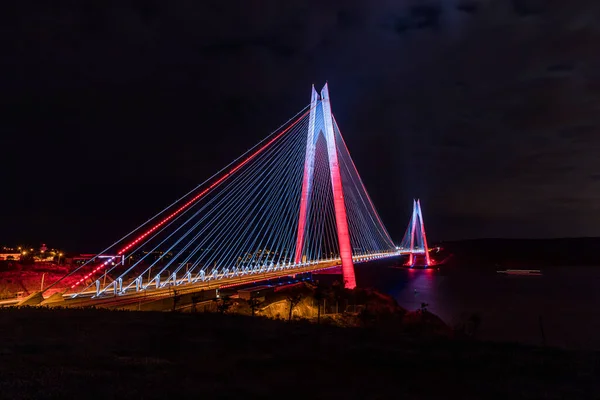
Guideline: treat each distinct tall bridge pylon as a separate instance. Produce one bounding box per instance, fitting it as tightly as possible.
[295,84,356,288]
[400,199,431,267]
[46,83,397,299]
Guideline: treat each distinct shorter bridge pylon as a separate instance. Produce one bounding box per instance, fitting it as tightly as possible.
[400,199,431,267]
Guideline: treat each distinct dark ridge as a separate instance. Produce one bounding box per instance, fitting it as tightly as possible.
[435,237,600,267]
[0,307,597,398]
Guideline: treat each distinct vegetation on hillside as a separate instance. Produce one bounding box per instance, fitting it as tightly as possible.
[0,307,597,399]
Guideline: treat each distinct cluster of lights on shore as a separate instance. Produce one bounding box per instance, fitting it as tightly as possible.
[5,245,64,261]
[19,247,61,256]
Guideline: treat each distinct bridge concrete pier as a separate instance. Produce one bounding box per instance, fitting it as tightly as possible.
[40,292,67,307]
[16,291,44,306]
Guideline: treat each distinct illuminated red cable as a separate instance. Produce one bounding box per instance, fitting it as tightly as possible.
[70,109,311,290]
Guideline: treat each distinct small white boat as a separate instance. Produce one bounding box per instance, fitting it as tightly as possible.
[497,269,542,276]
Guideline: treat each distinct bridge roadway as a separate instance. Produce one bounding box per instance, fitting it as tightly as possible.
[1,251,408,310]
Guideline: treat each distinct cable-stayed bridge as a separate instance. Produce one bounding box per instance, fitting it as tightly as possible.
[35,84,431,307]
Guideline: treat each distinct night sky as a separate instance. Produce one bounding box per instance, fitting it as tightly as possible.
[1,0,600,251]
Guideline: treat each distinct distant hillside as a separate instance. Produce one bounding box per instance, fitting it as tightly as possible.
[436,238,600,267]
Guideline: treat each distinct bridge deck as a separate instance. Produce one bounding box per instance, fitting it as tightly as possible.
[0,252,411,309]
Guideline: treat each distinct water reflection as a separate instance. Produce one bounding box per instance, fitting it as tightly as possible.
[357,263,600,350]
[391,268,450,320]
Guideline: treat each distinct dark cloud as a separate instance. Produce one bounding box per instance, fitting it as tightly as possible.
[1,0,600,249]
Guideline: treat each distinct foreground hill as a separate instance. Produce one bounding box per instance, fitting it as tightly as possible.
[0,308,597,399]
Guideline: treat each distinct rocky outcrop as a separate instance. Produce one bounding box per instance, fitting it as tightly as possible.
[259,297,317,320]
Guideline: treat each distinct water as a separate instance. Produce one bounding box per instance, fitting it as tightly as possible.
[355,264,600,350]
